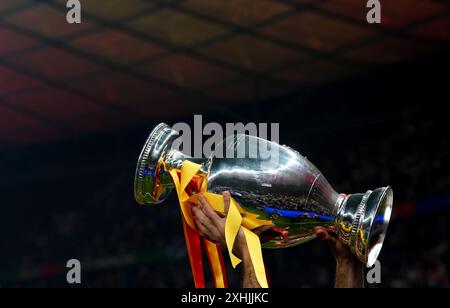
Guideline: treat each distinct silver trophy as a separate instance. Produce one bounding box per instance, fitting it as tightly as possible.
[134,123,393,266]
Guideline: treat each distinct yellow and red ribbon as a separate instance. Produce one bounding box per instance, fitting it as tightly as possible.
[169,160,270,288]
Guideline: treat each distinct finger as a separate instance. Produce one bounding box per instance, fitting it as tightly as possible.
[189,201,199,212]
[199,195,221,223]
[217,212,226,218]
[196,217,219,241]
[216,193,229,218]
[313,227,337,244]
[252,225,274,236]
[222,191,231,215]
[193,205,218,235]
[192,205,208,223]
[195,220,207,238]
[192,209,210,232]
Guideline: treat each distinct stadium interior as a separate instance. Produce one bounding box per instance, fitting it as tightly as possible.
[0,0,449,287]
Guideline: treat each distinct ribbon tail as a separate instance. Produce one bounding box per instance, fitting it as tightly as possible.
[182,216,205,288]
[242,227,269,288]
[225,199,243,268]
[169,160,270,289]
[204,239,228,288]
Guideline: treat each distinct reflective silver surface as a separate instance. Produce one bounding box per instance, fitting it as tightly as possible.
[134,123,394,266]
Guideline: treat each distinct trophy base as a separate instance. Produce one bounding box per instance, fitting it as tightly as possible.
[362,186,393,267]
[338,187,393,267]
[134,123,179,205]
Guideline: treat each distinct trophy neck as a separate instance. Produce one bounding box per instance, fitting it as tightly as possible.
[164,149,210,175]
[335,192,368,249]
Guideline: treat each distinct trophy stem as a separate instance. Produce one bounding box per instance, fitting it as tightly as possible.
[165,150,210,175]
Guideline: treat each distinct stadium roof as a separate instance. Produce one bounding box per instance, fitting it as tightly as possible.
[0,0,449,144]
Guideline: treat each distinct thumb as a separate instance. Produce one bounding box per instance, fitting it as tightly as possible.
[314,227,337,244]
[222,191,231,215]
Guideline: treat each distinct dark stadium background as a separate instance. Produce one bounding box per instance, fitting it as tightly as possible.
[0,0,449,287]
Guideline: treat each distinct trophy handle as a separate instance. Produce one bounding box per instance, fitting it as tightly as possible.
[134,123,179,205]
[134,123,210,205]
